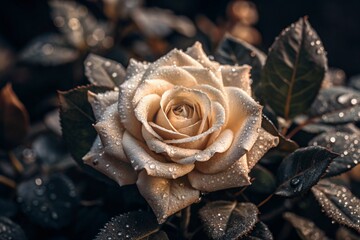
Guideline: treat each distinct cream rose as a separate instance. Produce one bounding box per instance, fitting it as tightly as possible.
[83,42,279,223]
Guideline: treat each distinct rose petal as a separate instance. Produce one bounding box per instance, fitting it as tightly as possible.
[118,59,150,140]
[176,129,234,164]
[122,131,195,179]
[182,67,224,91]
[195,87,262,174]
[88,90,118,121]
[149,122,189,140]
[137,171,200,223]
[94,103,128,162]
[188,155,251,192]
[83,136,137,186]
[247,128,279,169]
[132,79,173,107]
[221,65,252,95]
[142,126,201,160]
[185,42,219,74]
[176,120,202,136]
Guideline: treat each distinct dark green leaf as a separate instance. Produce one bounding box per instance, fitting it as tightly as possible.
[276,146,338,197]
[95,211,159,240]
[85,54,126,88]
[262,114,299,152]
[16,174,78,229]
[241,222,273,240]
[309,131,359,177]
[260,17,327,119]
[0,198,18,218]
[19,34,79,66]
[0,217,27,240]
[59,85,113,183]
[215,33,266,90]
[249,165,276,195]
[308,87,360,124]
[283,212,330,240]
[312,180,360,232]
[199,201,259,240]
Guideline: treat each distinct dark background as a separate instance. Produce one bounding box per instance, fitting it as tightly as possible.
[0,0,359,76]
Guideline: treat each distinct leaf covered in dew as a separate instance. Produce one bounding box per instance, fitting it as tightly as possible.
[199,201,259,240]
[275,146,338,197]
[215,34,266,90]
[241,221,273,240]
[312,180,360,232]
[283,212,330,240]
[95,211,159,240]
[0,83,29,150]
[0,217,27,240]
[84,54,126,88]
[19,34,79,66]
[260,17,327,119]
[309,131,360,177]
[308,87,360,124]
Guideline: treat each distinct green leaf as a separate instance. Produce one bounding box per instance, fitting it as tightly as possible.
[312,180,360,232]
[261,114,299,152]
[283,212,330,240]
[260,17,327,119]
[59,85,113,183]
[199,201,259,240]
[95,211,159,240]
[249,165,276,195]
[309,131,359,177]
[308,87,360,124]
[241,221,273,240]
[215,33,266,90]
[275,146,338,197]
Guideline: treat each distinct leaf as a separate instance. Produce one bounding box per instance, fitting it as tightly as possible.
[95,211,159,240]
[84,54,126,88]
[49,0,114,51]
[0,198,18,218]
[241,222,273,240]
[261,115,299,152]
[275,146,338,197]
[309,131,359,177]
[283,212,330,240]
[142,231,169,240]
[349,74,360,91]
[19,34,79,66]
[308,87,360,124]
[16,174,79,229]
[336,227,360,240]
[260,17,327,119]
[249,165,276,195]
[0,217,27,240]
[199,201,259,240]
[0,83,29,150]
[131,8,196,38]
[59,85,113,183]
[215,34,266,90]
[311,180,360,232]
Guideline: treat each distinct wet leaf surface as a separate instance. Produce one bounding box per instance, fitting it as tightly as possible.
[309,131,360,177]
[0,198,18,218]
[199,201,259,240]
[241,221,273,240]
[312,180,360,232]
[0,217,27,240]
[249,165,276,195]
[283,212,330,240]
[260,17,327,119]
[95,211,159,240]
[16,174,78,229]
[276,146,338,197]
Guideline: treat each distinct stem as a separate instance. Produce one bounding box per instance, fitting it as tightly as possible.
[8,151,24,173]
[257,193,274,208]
[286,118,315,139]
[0,175,16,189]
[180,206,191,239]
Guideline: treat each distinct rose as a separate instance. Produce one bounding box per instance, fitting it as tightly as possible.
[83,42,279,223]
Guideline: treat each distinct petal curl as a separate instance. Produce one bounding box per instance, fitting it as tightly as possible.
[185,42,219,74]
[188,156,251,192]
[83,137,137,186]
[221,65,252,95]
[88,90,118,121]
[246,128,279,169]
[195,87,262,173]
[137,171,200,223]
[122,131,195,179]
